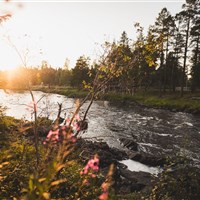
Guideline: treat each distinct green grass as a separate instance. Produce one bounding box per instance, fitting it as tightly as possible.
[32,86,88,98]
[5,84,200,112]
[102,91,200,113]
[32,86,200,113]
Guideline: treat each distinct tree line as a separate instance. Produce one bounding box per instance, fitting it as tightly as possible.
[0,0,199,97]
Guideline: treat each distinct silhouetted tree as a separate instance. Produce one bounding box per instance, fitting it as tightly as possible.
[176,0,197,96]
[71,56,90,88]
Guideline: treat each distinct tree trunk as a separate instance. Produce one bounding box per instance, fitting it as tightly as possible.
[180,19,190,97]
[191,36,199,92]
[159,50,164,97]
[163,34,169,93]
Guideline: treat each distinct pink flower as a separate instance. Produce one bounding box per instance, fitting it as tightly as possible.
[62,130,67,137]
[44,129,59,144]
[71,136,77,143]
[99,192,108,200]
[90,174,96,178]
[66,133,73,140]
[92,165,99,172]
[65,118,71,126]
[73,122,80,131]
[80,155,100,176]
[99,181,110,200]
[75,114,80,121]
[101,182,108,191]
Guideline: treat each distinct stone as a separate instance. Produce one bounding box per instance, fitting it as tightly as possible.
[119,138,138,151]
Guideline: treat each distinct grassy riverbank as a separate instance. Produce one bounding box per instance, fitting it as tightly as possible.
[2,85,200,113]
[103,92,200,113]
[30,86,200,114]
[0,116,109,199]
[1,112,200,199]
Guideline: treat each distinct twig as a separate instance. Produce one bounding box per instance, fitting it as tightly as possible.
[29,89,39,169]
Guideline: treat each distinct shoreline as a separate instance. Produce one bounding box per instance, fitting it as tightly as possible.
[3,86,200,115]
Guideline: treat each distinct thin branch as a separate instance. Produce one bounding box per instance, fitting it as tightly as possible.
[29,89,39,169]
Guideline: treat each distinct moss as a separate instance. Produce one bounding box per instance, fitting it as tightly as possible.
[0,116,18,131]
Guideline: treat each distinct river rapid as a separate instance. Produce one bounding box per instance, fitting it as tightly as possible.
[1,89,200,166]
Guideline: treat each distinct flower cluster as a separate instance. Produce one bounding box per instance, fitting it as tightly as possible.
[64,114,81,132]
[43,114,81,145]
[80,154,99,177]
[43,128,59,145]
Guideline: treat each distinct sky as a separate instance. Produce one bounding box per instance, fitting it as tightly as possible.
[0,0,184,70]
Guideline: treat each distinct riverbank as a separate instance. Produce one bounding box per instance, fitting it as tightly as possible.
[0,115,155,199]
[1,115,200,199]
[29,85,200,114]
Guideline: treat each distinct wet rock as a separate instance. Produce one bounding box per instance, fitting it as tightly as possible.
[119,168,153,184]
[109,147,128,160]
[119,138,138,151]
[128,152,142,160]
[109,124,126,132]
[76,139,127,167]
[74,139,162,195]
[117,162,128,170]
[129,152,166,167]
[113,163,156,194]
[142,155,165,167]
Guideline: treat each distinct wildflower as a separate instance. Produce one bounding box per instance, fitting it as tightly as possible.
[80,154,99,176]
[75,114,80,121]
[73,122,81,132]
[64,117,71,126]
[101,182,109,191]
[99,191,108,200]
[90,174,96,178]
[64,131,77,143]
[99,182,109,200]
[71,136,77,143]
[43,129,59,145]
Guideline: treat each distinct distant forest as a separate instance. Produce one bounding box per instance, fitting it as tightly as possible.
[0,0,200,97]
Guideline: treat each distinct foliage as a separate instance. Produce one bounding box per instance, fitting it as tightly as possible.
[0,114,115,199]
[71,56,92,89]
[146,155,200,200]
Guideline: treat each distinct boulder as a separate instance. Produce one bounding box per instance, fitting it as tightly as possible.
[119,138,138,151]
[112,163,156,194]
[128,152,166,167]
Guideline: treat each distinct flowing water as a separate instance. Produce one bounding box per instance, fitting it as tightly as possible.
[1,89,200,166]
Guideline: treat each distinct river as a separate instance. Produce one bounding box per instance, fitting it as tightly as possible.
[1,89,200,166]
